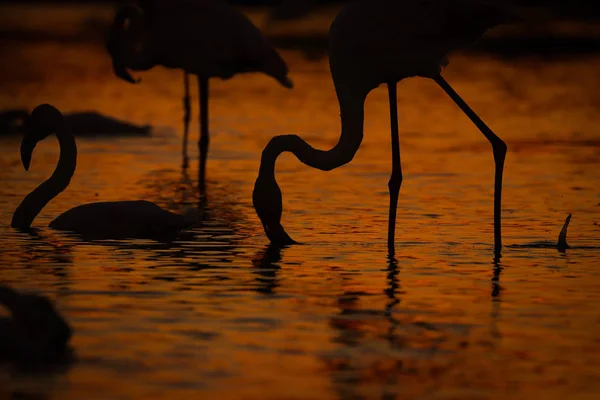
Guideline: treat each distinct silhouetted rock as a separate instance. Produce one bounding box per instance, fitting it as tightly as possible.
[0,108,150,137]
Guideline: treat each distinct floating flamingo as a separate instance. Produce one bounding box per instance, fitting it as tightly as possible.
[106,0,293,192]
[11,104,196,240]
[0,285,71,363]
[253,0,519,253]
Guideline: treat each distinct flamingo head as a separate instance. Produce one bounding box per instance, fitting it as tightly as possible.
[253,173,297,247]
[21,104,65,171]
[106,4,143,84]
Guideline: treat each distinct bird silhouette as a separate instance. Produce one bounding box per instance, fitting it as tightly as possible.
[11,104,197,240]
[0,108,150,137]
[0,285,72,363]
[253,0,519,253]
[106,0,293,193]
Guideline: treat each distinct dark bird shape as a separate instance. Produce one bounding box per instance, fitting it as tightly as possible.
[253,0,519,252]
[106,0,293,192]
[0,285,72,363]
[11,104,197,240]
[509,214,572,251]
[0,109,150,137]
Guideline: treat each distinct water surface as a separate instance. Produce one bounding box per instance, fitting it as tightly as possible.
[1,21,600,400]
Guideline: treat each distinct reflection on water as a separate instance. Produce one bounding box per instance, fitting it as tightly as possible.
[1,20,600,400]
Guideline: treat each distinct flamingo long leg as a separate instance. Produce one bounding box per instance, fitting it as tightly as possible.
[182,72,191,169]
[387,82,403,254]
[198,77,210,194]
[433,75,506,254]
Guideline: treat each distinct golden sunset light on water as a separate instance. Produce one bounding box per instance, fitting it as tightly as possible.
[1,1,600,399]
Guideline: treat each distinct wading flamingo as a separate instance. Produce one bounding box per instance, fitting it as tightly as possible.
[0,285,71,362]
[106,0,293,192]
[253,0,519,253]
[11,104,196,240]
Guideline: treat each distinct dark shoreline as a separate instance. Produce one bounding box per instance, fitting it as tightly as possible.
[1,3,600,60]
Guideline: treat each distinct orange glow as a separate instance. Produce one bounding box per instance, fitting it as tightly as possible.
[1,3,600,400]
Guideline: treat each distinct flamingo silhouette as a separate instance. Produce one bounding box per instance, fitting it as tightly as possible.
[0,285,71,362]
[11,104,197,240]
[106,0,293,192]
[253,0,519,253]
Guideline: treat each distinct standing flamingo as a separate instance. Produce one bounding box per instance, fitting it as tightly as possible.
[253,0,519,253]
[106,0,293,192]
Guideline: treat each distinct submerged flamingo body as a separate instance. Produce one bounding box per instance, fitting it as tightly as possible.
[0,285,72,363]
[49,200,188,240]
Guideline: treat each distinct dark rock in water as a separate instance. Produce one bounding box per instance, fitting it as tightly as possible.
[0,109,151,137]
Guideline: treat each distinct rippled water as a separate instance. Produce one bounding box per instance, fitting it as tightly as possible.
[1,18,600,399]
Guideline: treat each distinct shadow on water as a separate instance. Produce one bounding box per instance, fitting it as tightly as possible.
[251,245,283,295]
[1,228,75,296]
[321,255,408,399]
[65,169,246,272]
[490,254,504,345]
[318,252,508,399]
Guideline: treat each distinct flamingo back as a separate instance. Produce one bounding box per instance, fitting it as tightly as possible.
[328,0,518,92]
[151,0,291,86]
[49,200,189,240]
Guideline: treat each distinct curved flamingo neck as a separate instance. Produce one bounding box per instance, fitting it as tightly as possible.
[11,123,77,229]
[259,86,366,178]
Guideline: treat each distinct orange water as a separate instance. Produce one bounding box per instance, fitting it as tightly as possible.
[1,27,600,400]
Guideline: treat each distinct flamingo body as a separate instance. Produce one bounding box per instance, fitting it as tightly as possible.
[328,0,516,92]
[50,200,188,240]
[150,0,291,85]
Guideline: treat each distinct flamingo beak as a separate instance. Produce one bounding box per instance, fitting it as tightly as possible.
[279,76,294,89]
[112,59,141,84]
[20,137,36,171]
